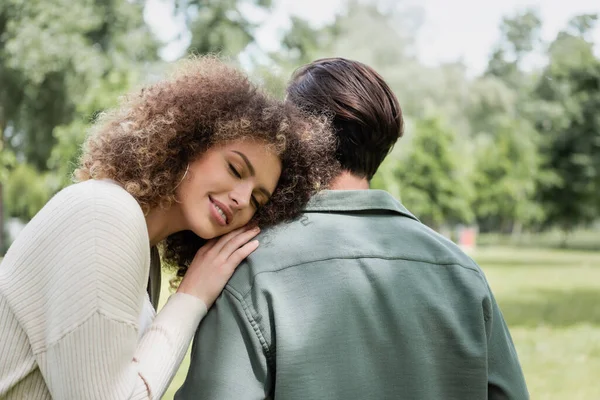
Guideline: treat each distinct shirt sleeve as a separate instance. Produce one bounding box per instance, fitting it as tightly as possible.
[31,181,207,399]
[175,287,271,400]
[486,289,530,400]
[42,293,206,400]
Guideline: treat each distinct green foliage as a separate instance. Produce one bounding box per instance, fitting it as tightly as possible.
[486,9,542,88]
[4,163,58,220]
[534,19,600,232]
[268,1,424,106]
[277,16,336,66]
[467,70,549,232]
[270,5,599,234]
[393,117,474,229]
[568,14,598,38]
[499,8,542,60]
[0,0,158,170]
[472,119,548,232]
[0,0,158,242]
[177,0,272,56]
[468,76,518,134]
[0,148,16,184]
[250,65,287,98]
[49,61,147,187]
[2,1,599,240]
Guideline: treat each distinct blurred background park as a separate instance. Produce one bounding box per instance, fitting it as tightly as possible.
[1,0,599,398]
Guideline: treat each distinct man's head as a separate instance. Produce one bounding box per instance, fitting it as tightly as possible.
[286,57,403,181]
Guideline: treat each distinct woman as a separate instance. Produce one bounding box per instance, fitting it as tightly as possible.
[0,57,337,399]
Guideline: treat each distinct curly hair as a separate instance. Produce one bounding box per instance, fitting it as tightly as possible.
[75,56,340,282]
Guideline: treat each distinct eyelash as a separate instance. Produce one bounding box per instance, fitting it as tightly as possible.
[229,163,260,209]
[229,163,241,178]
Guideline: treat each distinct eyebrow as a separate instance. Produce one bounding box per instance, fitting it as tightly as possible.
[232,151,255,176]
[232,150,273,199]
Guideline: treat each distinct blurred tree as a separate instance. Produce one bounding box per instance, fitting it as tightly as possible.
[392,117,474,230]
[499,8,542,60]
[471,119,547,234]
[469,8,550,233]
[486,8,542,88]
[4,163,58,221]
[250,13,337,98]
[534,15,600,239]
[568,14,598,39]
[326,1,427,120]
[0,0,158,251]
[467,76,550,233]
[0,0,158,168]
[0,147,15,252]
[467,76,517,134]
[267,0,423,103]
[276,15,336,67]
[176,0,272,56]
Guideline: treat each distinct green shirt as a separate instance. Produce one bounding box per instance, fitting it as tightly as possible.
[176,190,529,400]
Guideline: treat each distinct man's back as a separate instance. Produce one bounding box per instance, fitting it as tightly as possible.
[177,190,528,399]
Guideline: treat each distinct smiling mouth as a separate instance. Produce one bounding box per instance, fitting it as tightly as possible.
[214,203,228,224]
[209,196,230,225]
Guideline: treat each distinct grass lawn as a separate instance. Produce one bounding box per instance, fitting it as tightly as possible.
[160,246,600,399]
[473,246,600,400]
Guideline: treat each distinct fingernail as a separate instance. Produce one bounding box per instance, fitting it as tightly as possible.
[253,227,260,232]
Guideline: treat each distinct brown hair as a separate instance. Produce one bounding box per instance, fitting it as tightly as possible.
[286,57,403,180]
[75,56,339,280]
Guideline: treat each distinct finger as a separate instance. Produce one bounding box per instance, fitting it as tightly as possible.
[226,240,260,267]
[220,227,260,258]
[196,237,220,255]
[192,237,218,260]
[210,225,254,255]
[203,229,243,259]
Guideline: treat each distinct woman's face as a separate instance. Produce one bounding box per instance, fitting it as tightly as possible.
[177,139,282,239]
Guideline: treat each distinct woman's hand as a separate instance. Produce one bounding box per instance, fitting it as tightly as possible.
[177,226,260,307]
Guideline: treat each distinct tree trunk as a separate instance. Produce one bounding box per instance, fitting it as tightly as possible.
[511,220,523,242]
[561,226,571,248]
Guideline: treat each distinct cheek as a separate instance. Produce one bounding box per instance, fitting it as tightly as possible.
[231,208,257,229]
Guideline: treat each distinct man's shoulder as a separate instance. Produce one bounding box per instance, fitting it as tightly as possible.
[227,205,481,296]
[225,212,338,295]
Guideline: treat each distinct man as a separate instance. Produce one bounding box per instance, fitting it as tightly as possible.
[176,58,529,399]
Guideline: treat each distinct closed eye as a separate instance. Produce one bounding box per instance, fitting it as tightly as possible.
[230,162,261,208]
[251,195,260,209]
[228,163,242,178]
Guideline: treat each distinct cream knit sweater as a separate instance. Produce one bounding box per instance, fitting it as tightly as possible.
[0,180,207,399]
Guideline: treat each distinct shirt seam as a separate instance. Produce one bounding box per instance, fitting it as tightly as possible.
[224,286,276,372]
[303,191,418,219]
[92,184,100,319]
[35,309,138,356]
[234,255,483,299]
[304,207,418,221]
[225,256,484,396]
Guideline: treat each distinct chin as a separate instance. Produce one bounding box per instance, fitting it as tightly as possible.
[190,218,243,240]
[193,229,218,241]
[189,220,219,240]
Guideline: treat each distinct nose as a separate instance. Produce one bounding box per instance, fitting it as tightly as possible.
[229,182,253,209]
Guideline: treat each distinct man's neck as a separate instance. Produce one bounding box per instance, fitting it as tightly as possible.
[329,171,370,190]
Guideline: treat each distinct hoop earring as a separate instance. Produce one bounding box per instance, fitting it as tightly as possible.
[174,164,189,190]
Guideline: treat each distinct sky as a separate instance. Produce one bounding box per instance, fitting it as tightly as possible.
[144,0,600,75]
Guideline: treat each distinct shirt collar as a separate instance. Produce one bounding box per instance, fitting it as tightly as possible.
[305,190,419,222]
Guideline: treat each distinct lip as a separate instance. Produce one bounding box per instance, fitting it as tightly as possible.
[209,196,233,226]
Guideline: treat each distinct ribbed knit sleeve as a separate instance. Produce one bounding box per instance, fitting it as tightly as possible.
[0,180,206,399]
